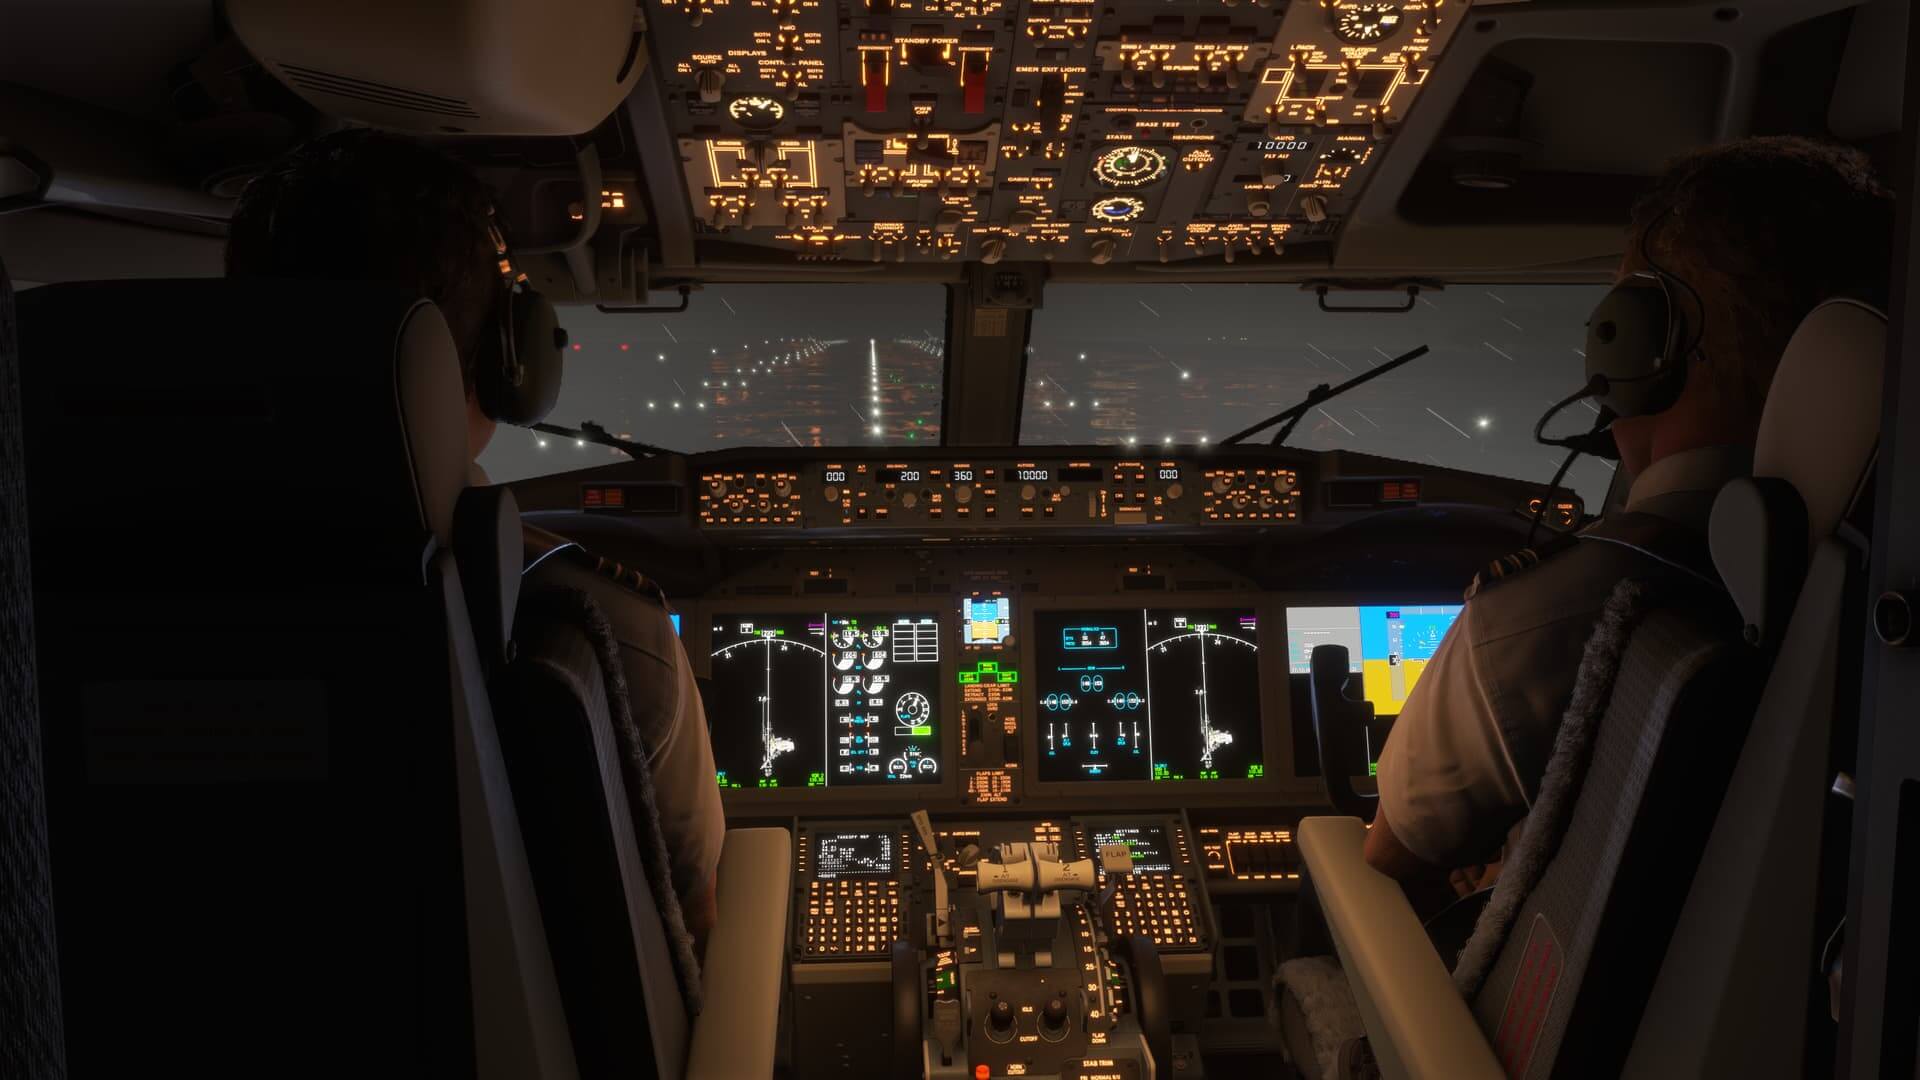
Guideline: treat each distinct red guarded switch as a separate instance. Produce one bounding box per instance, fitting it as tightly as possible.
[962,52,988,114]
[864,51,890,112]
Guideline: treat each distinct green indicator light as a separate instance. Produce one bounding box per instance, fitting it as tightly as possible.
[808,772,827,787]
[1368,762,1379,777]
[910,726,934,736]
[1247,764,1265,779]
[758,777,781,788]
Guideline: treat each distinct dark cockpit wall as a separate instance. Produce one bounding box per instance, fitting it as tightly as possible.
[1,2,1916,1080]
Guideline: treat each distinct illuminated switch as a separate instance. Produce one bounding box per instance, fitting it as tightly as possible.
[863,52,890,113]
[962,52,989,114]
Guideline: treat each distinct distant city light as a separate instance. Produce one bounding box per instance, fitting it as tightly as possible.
[1179,371,1190,380]
[1476,417,1491,429]
[536,438,548,448]
[1079,353,1086,360]
[575,439,585,447]
[618,343,629,351]
[1043,400,1053,408]
[647,401,656,409]
[873,425,884,436]
[1092,399,1101,407]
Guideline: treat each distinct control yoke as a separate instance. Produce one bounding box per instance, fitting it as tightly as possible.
[1308,643,1381,820]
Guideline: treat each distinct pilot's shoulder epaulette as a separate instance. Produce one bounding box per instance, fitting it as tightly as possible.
[522,522,670,607]
[1462,531,1580,601]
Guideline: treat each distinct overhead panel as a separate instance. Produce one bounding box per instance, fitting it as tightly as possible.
[647,0,1468,264]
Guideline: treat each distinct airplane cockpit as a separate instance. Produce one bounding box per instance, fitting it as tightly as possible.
[2,1,1916,1077]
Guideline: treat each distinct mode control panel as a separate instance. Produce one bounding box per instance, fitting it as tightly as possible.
[695,456,1306,530]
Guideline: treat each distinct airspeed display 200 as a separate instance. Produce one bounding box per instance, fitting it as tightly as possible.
[706,612,944,788]
[1033,609,1263,782]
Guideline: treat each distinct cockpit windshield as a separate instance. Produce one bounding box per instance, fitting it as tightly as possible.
[478,283,947,483]
[1019,283,1617,506]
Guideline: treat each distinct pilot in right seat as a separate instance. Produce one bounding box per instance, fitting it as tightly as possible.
[1365,137,1894,891]
[226,131,729,947]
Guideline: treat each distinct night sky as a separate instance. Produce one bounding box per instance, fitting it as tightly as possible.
[477,282,1616,508]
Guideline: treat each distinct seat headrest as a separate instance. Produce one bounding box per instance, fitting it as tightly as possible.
[18,279,469,553]
[1754,298,1886,545]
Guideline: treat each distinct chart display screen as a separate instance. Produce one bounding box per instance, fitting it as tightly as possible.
[1033,609,1263,782]
[813,830,897,879]
[1286,605,1461,713]
[1090,824,1175,873]
[705,612,944,789]
[1284,604,1463,776]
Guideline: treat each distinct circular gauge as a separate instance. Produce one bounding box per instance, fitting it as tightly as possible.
[1333,2,1404,43]
[1093,146,1169,189]
[727,95,786,128]
[1090,196,1146,223]
[894,691,932,726]
[1322,145,1364,164]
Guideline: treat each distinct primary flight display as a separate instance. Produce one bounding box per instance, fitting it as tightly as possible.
[1032,608,1264,782]
[707,611,944,789]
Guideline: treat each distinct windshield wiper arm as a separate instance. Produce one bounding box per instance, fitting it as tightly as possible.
[529,420,672,460]
[1218,344,1431,447]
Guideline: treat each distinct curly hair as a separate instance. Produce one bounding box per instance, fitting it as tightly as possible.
[1630,136,1893,417]
[225,129,501,393]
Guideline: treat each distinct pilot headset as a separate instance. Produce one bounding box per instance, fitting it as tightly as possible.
[1528,204,1705,541]
[1580,204,1706,420]
[473,205,568,425]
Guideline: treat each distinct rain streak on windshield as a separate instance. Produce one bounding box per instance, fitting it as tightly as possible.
[477,284,946,484]
[1018,284,1617,508]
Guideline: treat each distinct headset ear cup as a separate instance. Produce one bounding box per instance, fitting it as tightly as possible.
[1584,279,1681,418]
[487,287,564,425]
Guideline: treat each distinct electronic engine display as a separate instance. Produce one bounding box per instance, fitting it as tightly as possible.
[813,831,897,879]
[1033,609,1263,782]
[706,612,944,789]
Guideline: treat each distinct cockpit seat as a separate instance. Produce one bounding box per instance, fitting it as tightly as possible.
[1282,297,1885,1079]
[15,280,577,1075]
[458,486,793,1080]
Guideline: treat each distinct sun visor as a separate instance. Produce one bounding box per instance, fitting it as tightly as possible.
[227,0,647,136]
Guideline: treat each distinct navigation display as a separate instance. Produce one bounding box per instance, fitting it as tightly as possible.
[705,612,944,789]
[1090,824,1175,873]
[1033,609,1263,782]
[814,830,897,879]
[1284,604,1463,776]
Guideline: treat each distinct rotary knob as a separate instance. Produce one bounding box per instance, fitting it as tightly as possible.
[1231,493,1251,510]
[823,485,840,503]
[901,490,919,509]
[1165,482,1184,500]
[774,478,792,498]
[709,477,730,497]
[1245,186,1271,217]
[980,236,1007,265]
[1261,160,1292,187]
[1089,237,1117,265]
[936,206,966,233]
[1300,194,1329,223]
[955,484,973,504]
[1273,473,1294,492]
[1020,484,1037,501]
[695,67,726,104]
[1008,208,1038,236]
[1210,475,1232,495]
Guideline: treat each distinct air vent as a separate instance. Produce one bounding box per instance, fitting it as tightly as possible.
[277,63,481,119]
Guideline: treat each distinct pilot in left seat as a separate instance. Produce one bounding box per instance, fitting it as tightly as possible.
[225,130,727,948]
